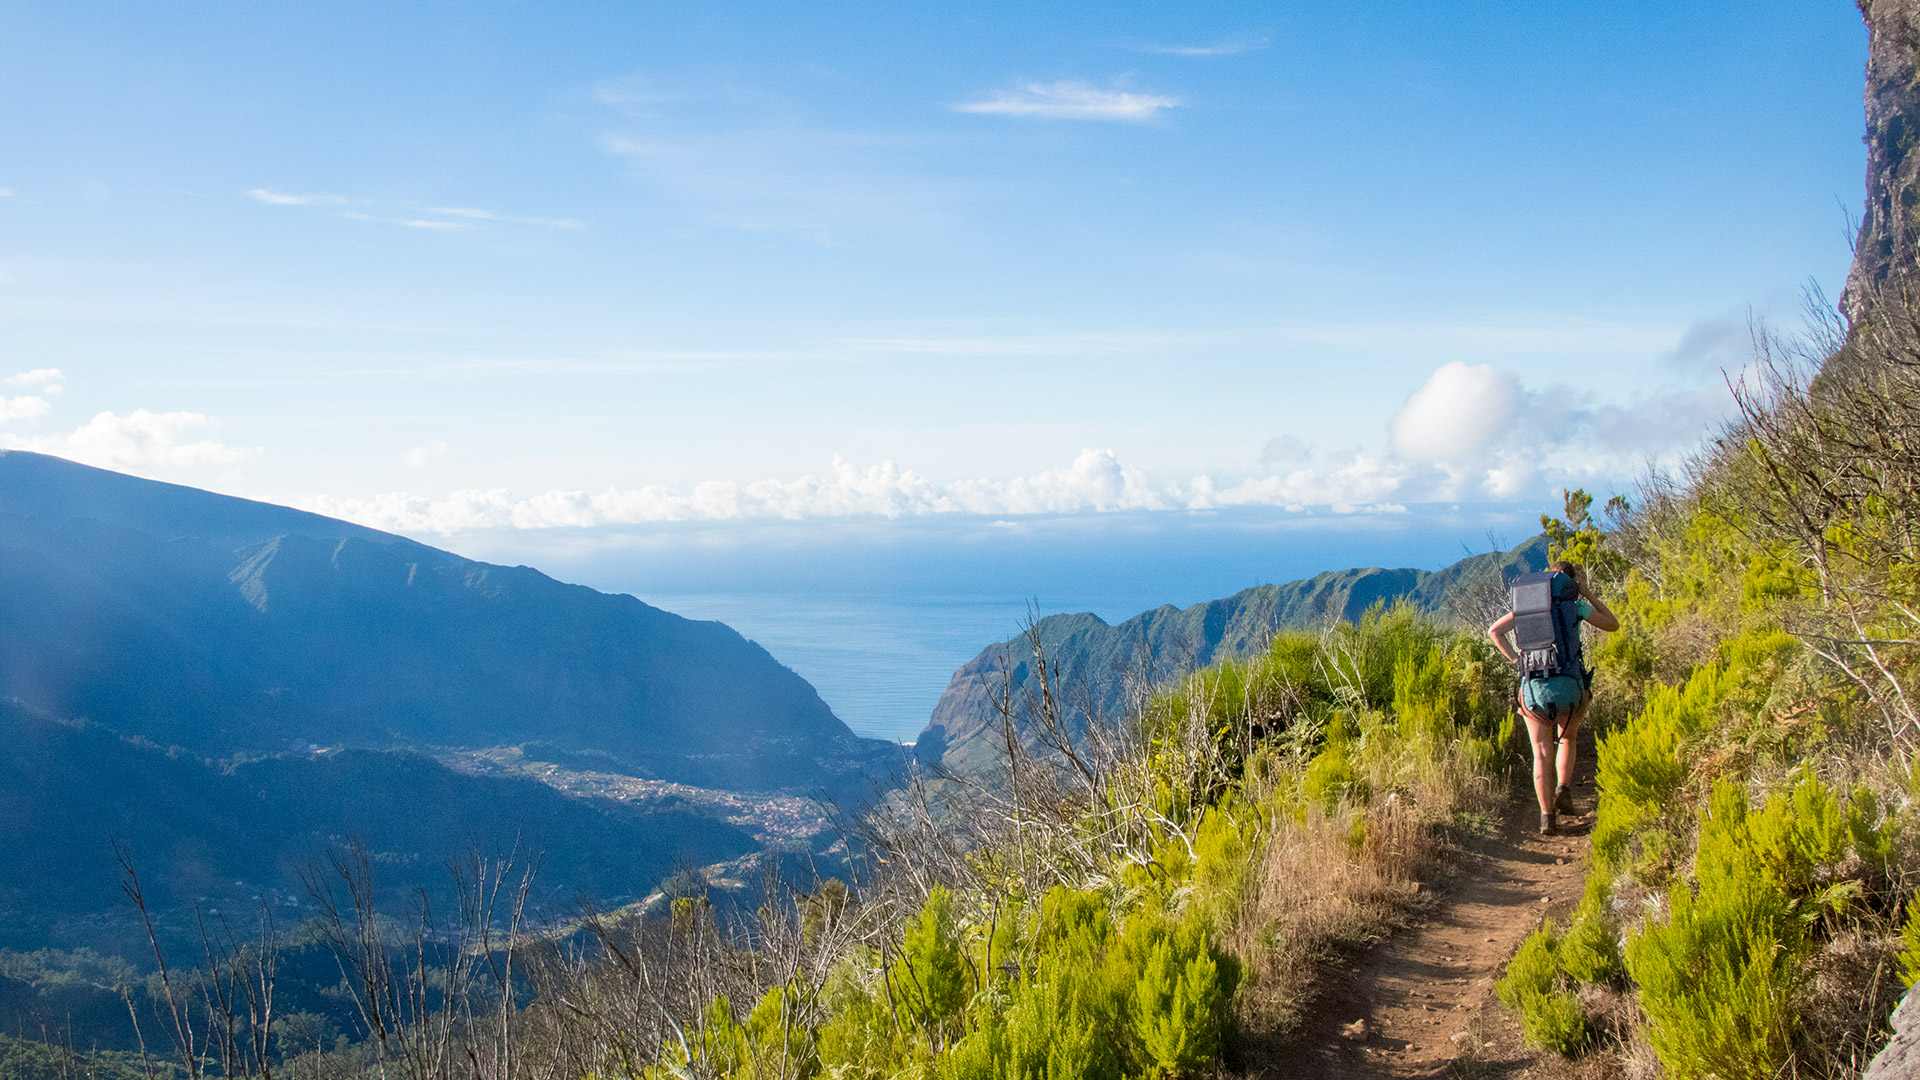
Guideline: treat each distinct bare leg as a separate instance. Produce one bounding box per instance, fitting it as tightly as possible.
[1520,709,1556,817]
[1556,709,1584,793]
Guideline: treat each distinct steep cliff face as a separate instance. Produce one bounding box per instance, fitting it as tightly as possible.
[1845,0,1920,322]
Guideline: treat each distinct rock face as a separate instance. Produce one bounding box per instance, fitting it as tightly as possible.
[1866,990,1920,1080]
[914,537,1547,775]
[1845,1,1920,323]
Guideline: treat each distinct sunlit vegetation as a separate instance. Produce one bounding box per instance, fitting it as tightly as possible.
[47,594,1515,1079]
[1500,292,1920,1076]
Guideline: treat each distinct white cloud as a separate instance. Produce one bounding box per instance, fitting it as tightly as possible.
[338,210,472,231]
[299,449,1180,534]
[0,395,50,423]
[300,359,1734,537]
[0,188,14,198]
[953,81,1180,122]
[1368,361,1734,500]
[1388,362,1522,465]
[1259,434,1311,466]
[2,410,256,470]
[249,189,580,232]
[402,440,448,468]
[425,206,586,231]
[1145,36,1270,57]
[1665,311,1754,374]
[5,368,62,387]
[246,188,347,206]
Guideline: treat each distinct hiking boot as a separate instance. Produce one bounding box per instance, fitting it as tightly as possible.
[1554,785,1576,816]
[1540,811,1555,836]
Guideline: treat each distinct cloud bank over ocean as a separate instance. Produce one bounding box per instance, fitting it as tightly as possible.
[290,359,1735,534]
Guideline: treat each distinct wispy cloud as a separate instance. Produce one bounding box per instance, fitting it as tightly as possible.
[246,189,584,232]
[338,210,472,231]
[245,188,348,206]
[598,125,966,243]
[425,206,586,231]
[953,81,1180,122]
[0,188,14,198]
[1143,36,1269,57]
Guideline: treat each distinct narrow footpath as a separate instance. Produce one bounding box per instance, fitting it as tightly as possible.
[1261,744,1597,1078]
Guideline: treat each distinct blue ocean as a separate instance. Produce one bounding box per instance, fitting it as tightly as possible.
[450,505,1537,743]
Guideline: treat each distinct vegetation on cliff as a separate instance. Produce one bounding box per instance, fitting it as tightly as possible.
[1498,295,1920,1075]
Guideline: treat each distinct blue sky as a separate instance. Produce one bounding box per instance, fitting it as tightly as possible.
[0,1,1867,550]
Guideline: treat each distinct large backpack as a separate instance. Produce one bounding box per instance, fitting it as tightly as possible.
[1510,570,1587,721]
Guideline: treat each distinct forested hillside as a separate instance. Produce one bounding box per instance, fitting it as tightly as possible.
[915,537,1547,775]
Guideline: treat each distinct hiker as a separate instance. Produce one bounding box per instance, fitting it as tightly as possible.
[1487,560,1619,834]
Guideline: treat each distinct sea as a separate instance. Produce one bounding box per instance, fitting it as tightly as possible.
[444,505,1536,744]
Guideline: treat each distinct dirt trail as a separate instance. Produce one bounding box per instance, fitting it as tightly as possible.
[1262,747,1596,1078]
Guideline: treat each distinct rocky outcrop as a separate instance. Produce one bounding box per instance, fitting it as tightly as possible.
[1866,989,1920,1080]
[1845,1,1920,324]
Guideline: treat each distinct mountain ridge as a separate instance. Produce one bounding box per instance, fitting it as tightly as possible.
[915,536,1548,772]
[0,450,899,794]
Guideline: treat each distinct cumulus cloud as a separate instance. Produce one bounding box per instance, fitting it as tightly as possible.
[0,395,51,423]
[954,81,1180,121]
[1365,361,1734,500]
[6,367,63,387]
[402,441,449,468]
[1259,434,1311,466]
[300,449,1187,534]
[2,410,256,470]
[1387,362,1522,466]
[301,359,1733,537]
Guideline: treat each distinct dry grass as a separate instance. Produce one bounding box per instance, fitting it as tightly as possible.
[1228,733,1499,1040]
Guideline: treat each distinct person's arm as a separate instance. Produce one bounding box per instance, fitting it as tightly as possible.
[1581,586,1621,633]
[1487,611,1518,662]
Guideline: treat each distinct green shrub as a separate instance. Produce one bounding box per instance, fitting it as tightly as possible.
[893,888,970,1036]
[1496,922,1560,1008]
[649,987,820,1080]
[1625,782,1810,1080]
[1899,891,1920,989]
[1557,876,1623,986]
[1129,923,1226,1077]
[1496,922,1589,1055]
[1520,990,1588,1055]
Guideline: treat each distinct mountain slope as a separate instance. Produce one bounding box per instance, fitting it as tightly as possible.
[0,699,760,961]
[914,536,1547,772]
[0,450,899,794]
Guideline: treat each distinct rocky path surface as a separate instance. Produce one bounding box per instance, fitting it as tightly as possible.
[1261,751,1596,1078]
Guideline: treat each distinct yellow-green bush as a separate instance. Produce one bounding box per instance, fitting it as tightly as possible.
[1495,923,1588,1054]
[1617,774,1895,1078]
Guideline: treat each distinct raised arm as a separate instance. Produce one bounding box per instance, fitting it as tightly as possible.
[1581,586,1621,633]
[1487,610,1518,663]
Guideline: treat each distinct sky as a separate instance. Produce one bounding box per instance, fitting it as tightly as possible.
[0,1,1869,564]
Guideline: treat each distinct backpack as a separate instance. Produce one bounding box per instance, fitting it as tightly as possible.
[1510,570,1587,721]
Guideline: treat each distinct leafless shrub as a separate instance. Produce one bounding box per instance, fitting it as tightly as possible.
[1705,283,1920,754]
